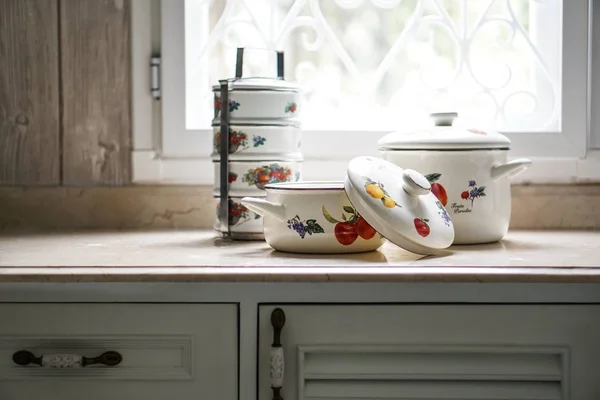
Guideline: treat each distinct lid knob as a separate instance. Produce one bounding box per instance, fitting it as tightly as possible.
[430,112,458,127]
[402,169,431,197]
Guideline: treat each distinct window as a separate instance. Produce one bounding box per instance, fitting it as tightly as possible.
[131,0,600,185]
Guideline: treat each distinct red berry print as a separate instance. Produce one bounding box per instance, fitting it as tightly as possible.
[354,216,377,240]
[322,205,379,245]
[461,191,469,199]
[425,173,448,206]
[334,222,358,246]
[414,218,430,238]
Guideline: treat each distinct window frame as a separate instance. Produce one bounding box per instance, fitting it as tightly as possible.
[131,0,600,185]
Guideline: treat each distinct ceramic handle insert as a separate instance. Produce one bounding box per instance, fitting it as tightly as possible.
[270,308,286,400]
[12,350,122,368]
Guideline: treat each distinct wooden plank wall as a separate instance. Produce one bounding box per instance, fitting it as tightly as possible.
[0,0,131,186]
[0,0,60,185]
[60,0,131,185]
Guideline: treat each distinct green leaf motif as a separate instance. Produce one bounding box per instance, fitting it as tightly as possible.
[478,186,486,194]
[342,214,347,221]
[343,206,355,214]
[425,173,441,183]
[322,205,340,224]
[307,221,325,234]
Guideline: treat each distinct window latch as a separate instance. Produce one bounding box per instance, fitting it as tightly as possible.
[151,56,161,100]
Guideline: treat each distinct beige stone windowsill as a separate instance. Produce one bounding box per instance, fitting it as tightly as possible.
[1,184,599,231]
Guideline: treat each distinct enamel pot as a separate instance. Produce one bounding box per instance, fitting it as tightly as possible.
[378,112,532,245]
[241,157,455,255]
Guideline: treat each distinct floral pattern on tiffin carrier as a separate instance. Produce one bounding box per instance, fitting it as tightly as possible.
[242,164,296,190]
[284,102,297,114]
[214,96,240,113]
[216,199,260,226]
[214,129,267,154]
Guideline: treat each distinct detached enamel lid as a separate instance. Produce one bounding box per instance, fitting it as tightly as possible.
[377,112,511,150]
[344,156,454,255]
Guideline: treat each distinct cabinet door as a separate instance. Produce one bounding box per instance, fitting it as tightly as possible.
[0,304,237,400]
[259,305,600,400]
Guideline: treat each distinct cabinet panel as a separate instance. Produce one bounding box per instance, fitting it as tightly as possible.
[259,305,600,400]
[0,303,237,400]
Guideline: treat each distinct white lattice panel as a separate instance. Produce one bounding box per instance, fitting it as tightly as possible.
[185,0,561,132]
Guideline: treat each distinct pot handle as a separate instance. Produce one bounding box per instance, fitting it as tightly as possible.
[235,48,285,80]
[241,197,287,222]
[491,158,532,181]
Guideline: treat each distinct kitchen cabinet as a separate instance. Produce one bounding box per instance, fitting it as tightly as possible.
[0,303,238,400]
[258,305,600,400]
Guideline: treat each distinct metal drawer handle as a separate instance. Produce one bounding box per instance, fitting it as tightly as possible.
[270,308,286,400]
[12,350,122,368]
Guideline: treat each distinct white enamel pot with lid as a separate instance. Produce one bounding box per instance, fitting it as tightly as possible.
[378,112,532,245]
[240,157,455,255]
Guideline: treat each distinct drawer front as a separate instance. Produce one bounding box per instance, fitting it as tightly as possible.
[0,303,237,400]
[259,305,600,400]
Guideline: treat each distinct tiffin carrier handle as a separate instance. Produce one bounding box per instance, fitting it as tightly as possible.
[234,47,285,80]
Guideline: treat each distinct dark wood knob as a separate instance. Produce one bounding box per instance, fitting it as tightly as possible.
[271,307,286,347]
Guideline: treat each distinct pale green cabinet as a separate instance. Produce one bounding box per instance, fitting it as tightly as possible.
[0,304,238,400]
[259,305,600,400]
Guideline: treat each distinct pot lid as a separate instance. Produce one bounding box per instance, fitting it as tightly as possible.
[344,156,454,255]
[212,77,299,92]
[377,112,511,150]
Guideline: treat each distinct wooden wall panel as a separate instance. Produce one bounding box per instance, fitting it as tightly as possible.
[0,0,60,185]
[60,0,131,185]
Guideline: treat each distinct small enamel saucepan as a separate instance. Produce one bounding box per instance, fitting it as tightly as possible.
[241,157,455,255]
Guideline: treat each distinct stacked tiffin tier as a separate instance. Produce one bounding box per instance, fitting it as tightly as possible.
[212,49,303,240]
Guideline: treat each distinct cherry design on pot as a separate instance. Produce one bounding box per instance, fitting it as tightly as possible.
[425,173,448,206]
[287,215,324,239]
[322,205,378,246]
[228,172,238,183]
[460,180,486,207]
[414,218,431,237]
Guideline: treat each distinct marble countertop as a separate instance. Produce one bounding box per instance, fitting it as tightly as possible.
[0,230,599,283]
